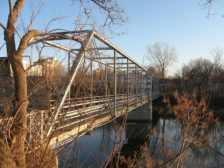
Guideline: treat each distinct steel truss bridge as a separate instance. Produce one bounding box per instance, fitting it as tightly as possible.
[27,30,160,147]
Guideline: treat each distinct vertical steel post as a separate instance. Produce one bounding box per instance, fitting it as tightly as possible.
[150,75,153,119]
[68,52,71,106]
[141,70,143,104]
[68,52,71,72]
[105,66,108,97]
[90,59,93,108]
[127,59,129,110]
[105,65,108,109]
[113,50,117,117]
[149,76,152,100]
[135,65,137,106]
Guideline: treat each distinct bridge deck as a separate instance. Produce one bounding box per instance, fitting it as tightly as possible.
[49,94,149,147]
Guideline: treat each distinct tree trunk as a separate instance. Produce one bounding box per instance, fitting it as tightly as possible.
[5,29,44,168]
[4,33,28,167]
[0,133,16,168]
[4,1,28,167]
[10,57,28,168]
[5,33,28,167]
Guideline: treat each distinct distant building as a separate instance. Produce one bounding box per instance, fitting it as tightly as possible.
[27,57,63,77]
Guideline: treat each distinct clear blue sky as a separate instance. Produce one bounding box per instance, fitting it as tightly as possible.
[1,0,224,75]
[115,0,224,75]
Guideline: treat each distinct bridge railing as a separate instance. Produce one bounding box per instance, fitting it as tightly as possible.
[50,94,148,134]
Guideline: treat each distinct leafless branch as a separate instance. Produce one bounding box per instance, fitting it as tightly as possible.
[200,0,215,16]
[27,1,43,30]
[8,0,13,13]
[0,22,7,31]
[44,16,67,33]
[75,0,127,28]
[16,30,42,58]
[6,0,25,30]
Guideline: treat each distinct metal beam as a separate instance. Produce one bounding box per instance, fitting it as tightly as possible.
[84,55,114,69]
[119,66,141,68]
[90,59,93,108]
[93,31,147,72]
[107,62,135,65]
[29,30,91,45]
[113,50,117,117]
[127,59,129,110]
[91,57,125,60]
[135,65,137,106]
[29,30,147,72]
[72,47,113,51]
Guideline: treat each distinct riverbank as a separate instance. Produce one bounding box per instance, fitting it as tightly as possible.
[153,95,224,120]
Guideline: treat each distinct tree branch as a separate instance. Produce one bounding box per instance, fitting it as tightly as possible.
[0,22,6,31]
[16,30,42,58]
[76,0,126,27]
[7,0,25,30]
[8,0,13,13]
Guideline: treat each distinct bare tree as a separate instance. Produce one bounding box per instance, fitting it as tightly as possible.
[211,48,223,97]
[184,58,214,97]
[147,42,177,79]
[0,0,126,167]
[145,66,158,77]
[200,0,223,17]
[201,0,215,10]
[146,43,177,136]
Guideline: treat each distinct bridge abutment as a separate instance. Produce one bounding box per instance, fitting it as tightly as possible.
[127,103,152,122]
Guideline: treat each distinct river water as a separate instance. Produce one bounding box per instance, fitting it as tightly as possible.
[58,113,224,167]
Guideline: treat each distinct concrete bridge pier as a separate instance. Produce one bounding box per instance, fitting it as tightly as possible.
[127,103,152,122]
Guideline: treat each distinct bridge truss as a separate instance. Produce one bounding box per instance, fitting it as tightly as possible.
[27,30,160,146]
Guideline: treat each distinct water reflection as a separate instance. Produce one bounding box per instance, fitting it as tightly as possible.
[58,120,126,168]
[106,121,153,168]
[58,117,224,167]
[146,119,224,168]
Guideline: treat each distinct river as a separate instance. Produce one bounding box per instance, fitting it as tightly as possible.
[58,112,224,167]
